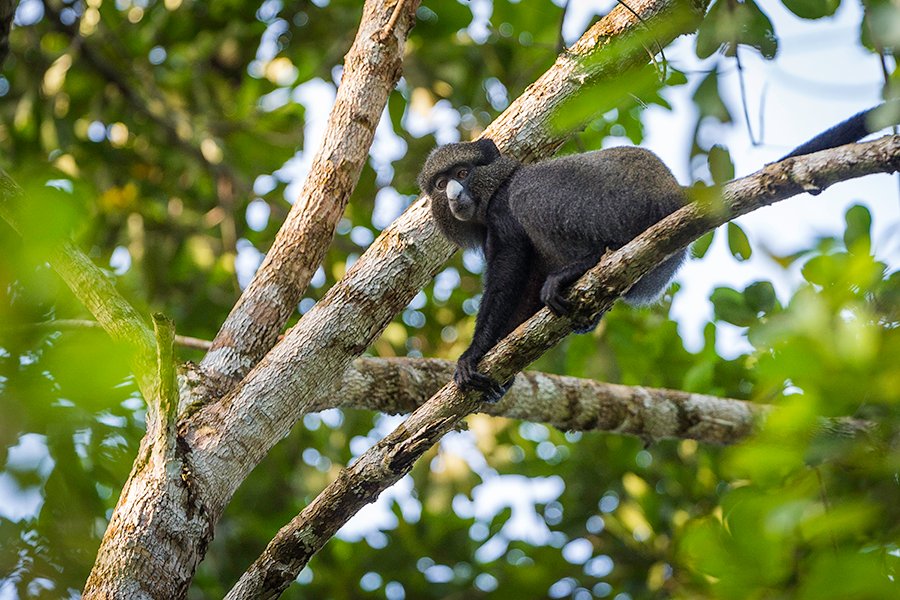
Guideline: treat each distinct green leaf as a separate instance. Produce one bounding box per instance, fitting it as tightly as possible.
[843,203,871,255]
[782,0,841,20]
[696,0,778,60]
[727,222,752,261]
[693,68,732,122]
[708,145,735,183]
[711,287,757,326]
[692,230,715,258]
[744,281,777,314]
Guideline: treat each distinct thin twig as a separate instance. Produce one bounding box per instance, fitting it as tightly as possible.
[734,47,758,145]
[615,0,667,80]
[2,319,213,350]
[556,0,570,54]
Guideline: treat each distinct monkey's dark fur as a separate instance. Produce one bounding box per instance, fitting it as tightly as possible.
[419,104,895,401]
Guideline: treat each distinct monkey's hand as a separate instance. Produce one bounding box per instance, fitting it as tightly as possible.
[454,354,510,403]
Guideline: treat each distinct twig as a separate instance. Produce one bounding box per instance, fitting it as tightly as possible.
[1,318,213,350]
[556,0,570,54]
[735,47,758,145]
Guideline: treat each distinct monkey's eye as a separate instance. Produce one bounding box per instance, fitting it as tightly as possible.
[434,177,448,191]
[456,168,469,179]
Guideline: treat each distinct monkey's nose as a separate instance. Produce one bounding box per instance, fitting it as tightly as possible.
[445,179,463,201]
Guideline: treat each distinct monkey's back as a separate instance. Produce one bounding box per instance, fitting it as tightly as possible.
[507,146,684,268]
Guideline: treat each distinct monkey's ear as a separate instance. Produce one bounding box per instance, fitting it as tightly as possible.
[475,138,500,162]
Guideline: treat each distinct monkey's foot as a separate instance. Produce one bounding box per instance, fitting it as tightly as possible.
[454,358,509,403]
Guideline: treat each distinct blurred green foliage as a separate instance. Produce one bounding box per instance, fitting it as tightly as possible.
[1,1,899,599]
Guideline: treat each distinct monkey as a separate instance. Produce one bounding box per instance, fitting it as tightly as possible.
[418,103,898,401]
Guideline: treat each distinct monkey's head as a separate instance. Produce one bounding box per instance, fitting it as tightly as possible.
[418,138,517,248]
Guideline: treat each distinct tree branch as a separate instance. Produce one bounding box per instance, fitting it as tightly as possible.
[225,137,900,598]
[334,358,872,441]
[200,0,421,391]
[334,358,762,444]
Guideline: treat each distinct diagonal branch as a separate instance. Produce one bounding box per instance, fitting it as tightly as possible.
[200,0,421,391]
[225,137,900,598]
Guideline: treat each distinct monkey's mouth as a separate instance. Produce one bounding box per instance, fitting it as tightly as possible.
[448,197,476,221]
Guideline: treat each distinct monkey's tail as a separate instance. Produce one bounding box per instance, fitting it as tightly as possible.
[780,100,900,161]
[623,249,688,306]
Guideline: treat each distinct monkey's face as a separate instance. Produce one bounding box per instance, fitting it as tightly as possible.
[432,165,476,221]
[418,139,502,224]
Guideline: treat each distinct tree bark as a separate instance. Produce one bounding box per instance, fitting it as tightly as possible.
[335,358,762,444]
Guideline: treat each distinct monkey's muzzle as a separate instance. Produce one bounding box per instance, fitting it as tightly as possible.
[446,179,476,221]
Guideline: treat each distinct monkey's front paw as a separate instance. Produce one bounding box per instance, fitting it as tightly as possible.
[454,357,508,403]
[540,278,571,316]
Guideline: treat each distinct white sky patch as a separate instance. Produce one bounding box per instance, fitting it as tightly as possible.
[403,98,461,144]
[370,107,408,186]
[245,199,271,232]
[337,474,421,542]
[467,474,567,562]
[109,246,132,276]
[277,78,338,204]
[235,239,264,289]
[372,187,410,230]
[0,434,54,521]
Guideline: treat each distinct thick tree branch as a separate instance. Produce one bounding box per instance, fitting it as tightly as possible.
[200,0,421,391]
[334,358,872,441]
[0,169,157,395]
[335,358,761,444]
[226,137,900,598]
